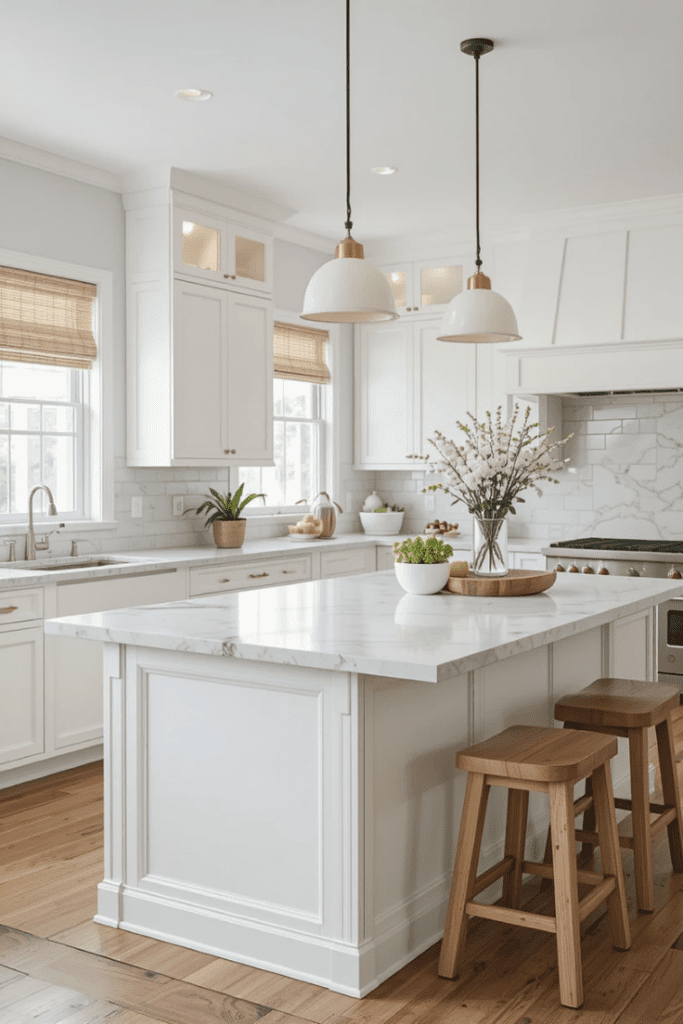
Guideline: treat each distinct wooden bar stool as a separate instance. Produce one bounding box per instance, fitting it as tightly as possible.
[438,725,630,1009]
[552,677,683,913]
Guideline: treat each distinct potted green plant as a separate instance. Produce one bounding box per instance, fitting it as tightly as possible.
[186,484,265,548]
[393,536,453,594]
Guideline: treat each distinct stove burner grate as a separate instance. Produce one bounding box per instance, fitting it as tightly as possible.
[550,537,683,553]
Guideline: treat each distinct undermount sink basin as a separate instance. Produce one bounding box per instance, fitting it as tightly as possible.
[21,558,134,571]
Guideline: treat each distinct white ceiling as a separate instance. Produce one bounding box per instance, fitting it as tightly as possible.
[2,0,683,243]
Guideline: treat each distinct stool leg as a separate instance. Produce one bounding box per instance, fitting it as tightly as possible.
[655,714,683,872]
[590,762,631,951]
[629,726,655,912]
[549,780,583,1009]
[502,788,529,908]
[438,772,490,979]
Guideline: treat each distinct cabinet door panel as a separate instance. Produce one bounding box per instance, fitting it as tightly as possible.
[554,231,627,345]
[415,323,476,456]
[229,226,273,294]
[53,571,185,750]
[624,223,683,341]
[174,208,225,284]
[226,293,273,462]
[173,280,229,461]
[0,627,43,765]
[356,322,414,468]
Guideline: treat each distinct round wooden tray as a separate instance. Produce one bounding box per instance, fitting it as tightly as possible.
[446,569,556,597]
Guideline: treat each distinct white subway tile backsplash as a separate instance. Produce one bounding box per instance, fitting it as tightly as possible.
[586,420,622,434]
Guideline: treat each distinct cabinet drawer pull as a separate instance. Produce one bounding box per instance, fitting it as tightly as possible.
[224,448,237,455]
[248,572,269,579]
[220,578,231,584]
[282,570,295,574]
[0,605,18,614]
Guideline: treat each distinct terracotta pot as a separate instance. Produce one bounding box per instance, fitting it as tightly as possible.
[213,519,246,548]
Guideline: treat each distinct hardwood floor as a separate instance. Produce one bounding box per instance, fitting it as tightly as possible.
[2,746,683,1024]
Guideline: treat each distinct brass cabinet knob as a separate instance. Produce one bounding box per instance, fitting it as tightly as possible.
[224,273,230,278]
[223,449,237,455]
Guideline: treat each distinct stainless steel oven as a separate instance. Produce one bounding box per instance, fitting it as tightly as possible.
[542,536,683,692]
[658,599,683,689]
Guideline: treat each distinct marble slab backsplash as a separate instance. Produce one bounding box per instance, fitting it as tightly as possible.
[375,393,683,543]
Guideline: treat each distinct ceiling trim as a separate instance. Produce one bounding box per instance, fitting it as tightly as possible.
[0,135,122,193]
[528,194,683,231]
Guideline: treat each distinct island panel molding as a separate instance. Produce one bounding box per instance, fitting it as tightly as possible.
[46,572,682,996]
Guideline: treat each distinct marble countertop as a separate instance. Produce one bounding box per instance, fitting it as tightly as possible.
[0,533,542,589]
[44,572,683,684]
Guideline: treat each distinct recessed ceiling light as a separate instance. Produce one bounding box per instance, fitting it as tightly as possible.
[371,166,397,175]
[175,88,212,102]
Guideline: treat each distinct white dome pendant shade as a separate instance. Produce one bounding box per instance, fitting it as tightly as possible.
[438,38,521,344]
[438,271,521,343]
[301,236,398,324]
[300,0,398,325]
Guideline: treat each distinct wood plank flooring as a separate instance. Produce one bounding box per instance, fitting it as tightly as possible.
[2,756,683,1024]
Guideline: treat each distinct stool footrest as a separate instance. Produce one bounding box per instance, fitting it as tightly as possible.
[465,899,557,934]
[523,860,605,887]
[472,855,515,897]
[577,876,616,922]
[613,796,669,815]
[650,805,678,835]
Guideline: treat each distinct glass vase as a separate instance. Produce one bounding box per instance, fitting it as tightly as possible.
[472,516,509,577]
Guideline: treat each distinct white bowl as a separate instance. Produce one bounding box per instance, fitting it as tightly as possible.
[394,560,451,595]
[360,510,404,536]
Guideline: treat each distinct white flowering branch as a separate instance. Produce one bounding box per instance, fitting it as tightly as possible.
[407,405,573,518]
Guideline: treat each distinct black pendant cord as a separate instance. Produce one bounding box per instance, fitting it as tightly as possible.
[474,52,482,273]
[344,0,352,236]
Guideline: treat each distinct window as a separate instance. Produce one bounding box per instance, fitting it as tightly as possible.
[0,255,113,530]
[238,321,330,509]
[0,361,83,517]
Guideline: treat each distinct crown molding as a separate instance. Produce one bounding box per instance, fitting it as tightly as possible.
[0,136,122,192]
[528,193,683,231]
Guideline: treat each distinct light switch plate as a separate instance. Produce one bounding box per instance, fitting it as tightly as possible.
[131,496,143,518]
[424,493,436,512]
[172,495,184,516]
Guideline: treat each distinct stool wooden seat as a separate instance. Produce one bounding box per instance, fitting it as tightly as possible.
[552,677,683,913]
[438,725,630,1010]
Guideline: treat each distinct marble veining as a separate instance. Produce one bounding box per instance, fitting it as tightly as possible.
[45,572,683,683]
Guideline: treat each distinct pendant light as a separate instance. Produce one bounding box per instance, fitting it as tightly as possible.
[301,0,398,324]
[438,39,521,343]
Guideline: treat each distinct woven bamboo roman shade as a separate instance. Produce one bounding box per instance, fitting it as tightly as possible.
[274,322,330,384]
[0,266,97,369]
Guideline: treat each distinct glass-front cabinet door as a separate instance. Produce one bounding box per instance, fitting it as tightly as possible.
[175,210,273,293]
[414,259,464,314]
[175,208,226,284]
[381,259,465,316]
[227,225,273,294]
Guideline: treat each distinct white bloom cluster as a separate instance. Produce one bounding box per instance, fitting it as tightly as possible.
[409,405,572,519]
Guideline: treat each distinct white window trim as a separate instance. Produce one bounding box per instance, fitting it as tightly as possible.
[0,248,114,537]
[233,309,342,517]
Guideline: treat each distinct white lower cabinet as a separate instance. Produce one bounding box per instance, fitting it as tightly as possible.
[0,626,44,765]
[376,546,396,571]
[190,556,311,596]
[320,546,376,578]
[49,570,187,751]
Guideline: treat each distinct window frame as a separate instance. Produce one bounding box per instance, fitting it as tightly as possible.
[0,249,114,537]
[232,310,340,515]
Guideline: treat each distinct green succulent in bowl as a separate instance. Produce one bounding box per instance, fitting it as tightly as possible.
[393,536,453,564]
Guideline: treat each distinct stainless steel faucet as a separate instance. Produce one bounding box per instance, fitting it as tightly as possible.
[26,484,58,560]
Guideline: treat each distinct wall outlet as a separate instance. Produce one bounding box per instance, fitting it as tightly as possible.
[424,493,436,512]
[172,495,184,516]
[131,496,143,518]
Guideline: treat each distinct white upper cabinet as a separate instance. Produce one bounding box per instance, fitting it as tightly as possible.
[355,319,476,470]
[125,189,274,467]
[380,258,466,317]
[624,223,683,341]
[174,206,273,294]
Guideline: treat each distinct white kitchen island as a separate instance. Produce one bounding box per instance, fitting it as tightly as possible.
[45,571,683,997]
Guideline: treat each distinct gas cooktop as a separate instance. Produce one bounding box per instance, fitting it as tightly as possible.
[549,537,683,553]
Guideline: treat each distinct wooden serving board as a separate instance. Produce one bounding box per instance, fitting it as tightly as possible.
[446,569,556,597]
